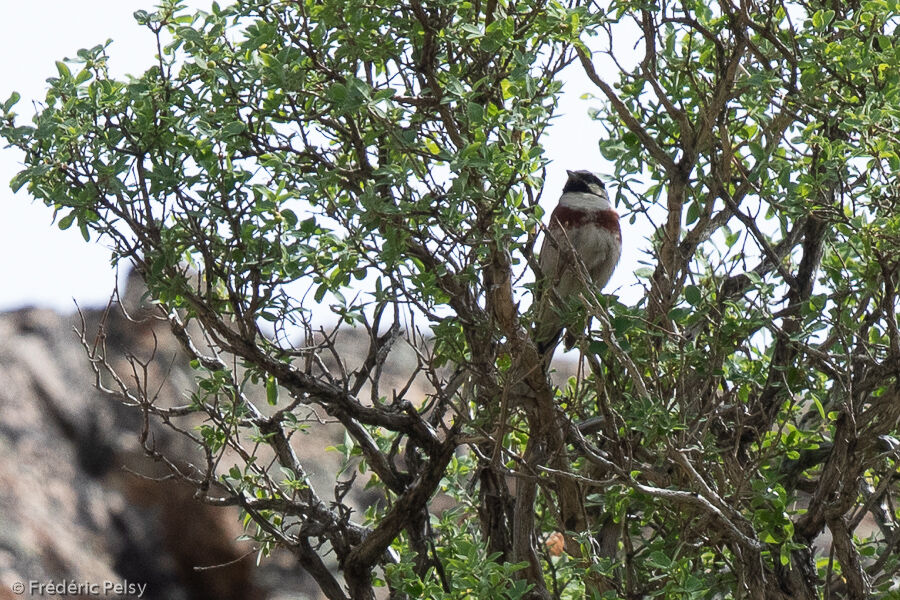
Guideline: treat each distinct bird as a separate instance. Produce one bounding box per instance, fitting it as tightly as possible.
[534,170,621,356]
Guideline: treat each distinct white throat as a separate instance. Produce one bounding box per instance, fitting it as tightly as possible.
[559,191,612,211]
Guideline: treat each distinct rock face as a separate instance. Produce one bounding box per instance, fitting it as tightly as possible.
[0,298,313,599]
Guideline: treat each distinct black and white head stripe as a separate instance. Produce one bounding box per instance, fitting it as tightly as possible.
[562,170,606,197]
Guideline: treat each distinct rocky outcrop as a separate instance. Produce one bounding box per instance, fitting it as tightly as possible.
[0,299,312,599]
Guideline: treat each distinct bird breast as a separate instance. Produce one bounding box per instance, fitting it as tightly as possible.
[540,204,622,295]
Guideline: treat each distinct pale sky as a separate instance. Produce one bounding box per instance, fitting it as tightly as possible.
[0,1,645,313]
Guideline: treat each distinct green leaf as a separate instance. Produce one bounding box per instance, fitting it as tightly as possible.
[327,82,347,104]
[2,91,20,113]
[813,396,826,421]
[467,102,484,124]
[811,10,833,31]
[266,375,279,406]
[74,69,92,85]
[460,24,483,38]
[780,544,792,566]
[668,307,691,322]
[58,212,76,230]
[221,121,245,137]
[725,228,740,248]
[646,550,672,569]
[588,340,608,355]
[684,284,701,306]
[281,209,298,228]
[314,283,327,303]
[686,200,700,225]
[55,61,71,79]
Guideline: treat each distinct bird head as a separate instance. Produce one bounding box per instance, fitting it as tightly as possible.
[563,170,607,199]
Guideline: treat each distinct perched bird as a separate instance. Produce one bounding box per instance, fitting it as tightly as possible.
[534,170,621,355]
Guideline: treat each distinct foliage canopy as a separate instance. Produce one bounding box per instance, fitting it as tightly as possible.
[4,0,900,598]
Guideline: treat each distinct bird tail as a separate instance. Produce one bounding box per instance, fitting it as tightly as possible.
[533,284,564,362]
[536,327,563,357]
